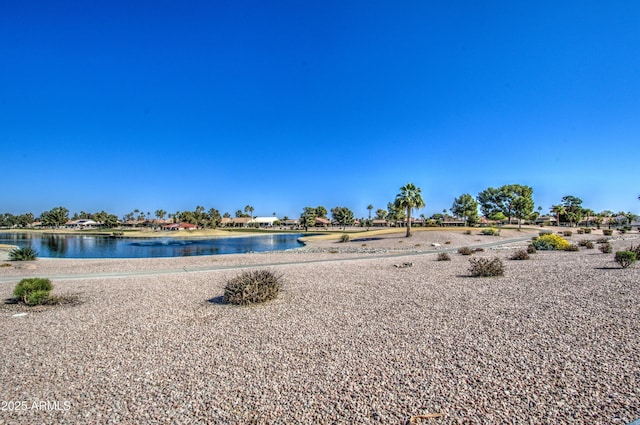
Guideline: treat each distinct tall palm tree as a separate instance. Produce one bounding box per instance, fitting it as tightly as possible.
[395,183,426,237]
[550,204,565,227]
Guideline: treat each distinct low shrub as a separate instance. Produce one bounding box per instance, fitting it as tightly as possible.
[474,247,485,252]
[628,244,640,256]
[458,246,474,255]
[481,228,500,236]
[223,270,281,305]
[539,230,553,236]
[577,228,584,234]
[584,241,594,249]
[532,234,571,251]
[614,251,637,269]
[599,243,612,254]
[464,230,472,235]
[340,234,350,243]
[603,229,613,236]
[584,228,592,234]
[564,244,579,251]
[511,250,530,260]
[468,257,505,277]
[9,246,38,261]
[562,230,573,237]
[437,252,451,261]
[527,244,537,254]
[13,278,53,305]
[596,237,610,244]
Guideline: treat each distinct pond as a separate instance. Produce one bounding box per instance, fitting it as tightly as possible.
[0,233,306,258]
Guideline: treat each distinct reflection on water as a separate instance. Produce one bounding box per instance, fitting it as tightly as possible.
[0,233,304,258]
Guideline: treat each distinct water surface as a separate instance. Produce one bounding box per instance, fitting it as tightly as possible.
[0,233,305,258]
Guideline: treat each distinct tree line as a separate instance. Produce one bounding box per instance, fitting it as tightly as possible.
[1,183,637,231]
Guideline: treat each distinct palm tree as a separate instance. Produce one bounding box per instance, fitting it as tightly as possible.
[550,204,565,227]
[395,183,426,237]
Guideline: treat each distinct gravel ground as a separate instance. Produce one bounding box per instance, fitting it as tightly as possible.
[0,229,639,424]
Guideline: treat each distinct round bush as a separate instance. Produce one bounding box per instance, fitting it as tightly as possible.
[223,270,281,305]
[458,246,474,255]
[599,243,612,254]
[532,234,571,251]
[437,252,451,261]
[13,278,52,305]
[340,234,350,243]
[614,251,637,269]
[511,250,530,260]
[468,257,505,277]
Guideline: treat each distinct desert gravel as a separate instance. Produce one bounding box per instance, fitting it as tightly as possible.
[0,229,638,424]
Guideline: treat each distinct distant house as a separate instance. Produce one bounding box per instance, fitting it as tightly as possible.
[66,219,100,229]
[220,217,252,227]
[163,222,197,231]
[250,217,280,227]
[536,215,557,226]
[315,217,331,227]
[442,217,465,227]
[372,219,389,227]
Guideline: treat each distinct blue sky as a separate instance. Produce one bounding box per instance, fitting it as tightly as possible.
[2,1,639,220]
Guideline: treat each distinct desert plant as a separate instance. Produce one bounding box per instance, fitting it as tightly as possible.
[437,252,451,261]
[584,241,594,249]
[532,234,571,251]
[603,229,613,236]
[539,230,553,236]
[464,230,472,235]
[599,243,612,254]
[511,250,530,260]
[458,246,474,255]
[614,251,637,269]
[9,246,38,261]
[223,269,281,305]
[584,228,592,234]
[340,234,350,243]
[577,228,584,234]
[596,237,610,244]
[564,244,579,251]
[628,244,640,256]
[474,247,485,252]
[562,230,573,237]
[481,228,500,236]
[468,257,505,277]
[527,244,537,254]
[13,278,53,305]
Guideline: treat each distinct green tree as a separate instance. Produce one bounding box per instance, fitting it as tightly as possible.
[15,213,34,228]
[551,204,566,227]
[155,209,166,221]
[331,206,355,229]
[41,206,69,228]
[208,208,221,228]
[244,205,254,219]
[477,184,534,228]
[561,196,583,227]
[299,207,317,231]
[315,206,327,218]
[375,209,388,220]
[395,183,426,237]
[451,193,479,227]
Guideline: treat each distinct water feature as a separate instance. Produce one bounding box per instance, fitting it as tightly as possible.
[0,233,306,258]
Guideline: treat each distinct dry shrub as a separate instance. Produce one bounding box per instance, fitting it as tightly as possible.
[599,243,612,254]
[437,252,451,261]
[511,250,530,260]
[468,257,505,277]
[458,246,474,255]
[223,269,281,305]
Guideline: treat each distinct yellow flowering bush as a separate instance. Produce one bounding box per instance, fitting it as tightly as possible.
[532,234,571,251]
